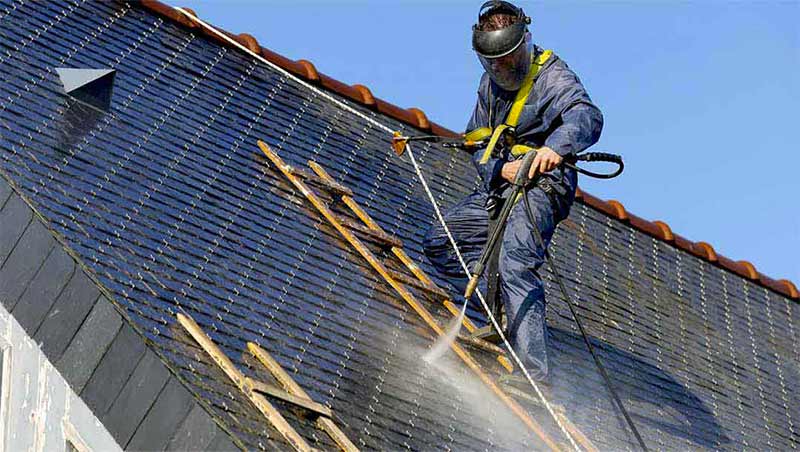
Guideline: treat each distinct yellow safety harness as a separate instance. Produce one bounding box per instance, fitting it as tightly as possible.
[466,49,553,164]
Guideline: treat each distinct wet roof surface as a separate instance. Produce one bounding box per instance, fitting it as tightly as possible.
[0,1,797,450]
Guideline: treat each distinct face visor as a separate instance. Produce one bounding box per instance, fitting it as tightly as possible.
[476,34,531,91]
[472,1,533,91]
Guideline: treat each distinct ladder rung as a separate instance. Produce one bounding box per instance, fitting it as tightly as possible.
[336,214,403,248]
[247,343,360,452]
[177,314,312,451]
[457,333,507,355]
[384,266,449,301]
[245,377,333,418]
[292,167,354,197]
[469,324,504,344]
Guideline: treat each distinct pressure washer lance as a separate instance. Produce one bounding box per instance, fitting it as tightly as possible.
[391,131,486,155]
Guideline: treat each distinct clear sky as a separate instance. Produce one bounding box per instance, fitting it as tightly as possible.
[173,1,799,285]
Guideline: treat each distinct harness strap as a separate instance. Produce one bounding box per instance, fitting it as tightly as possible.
[507,49,552,126]
[465,127,493,142]
[475,49,553,164]
[479,124,512,164]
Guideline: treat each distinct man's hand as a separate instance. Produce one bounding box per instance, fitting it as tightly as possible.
[501,147,563,183]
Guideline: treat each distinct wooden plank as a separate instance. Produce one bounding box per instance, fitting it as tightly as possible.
[470,324,502,344]
[443,300,478,333]
[246,343,304,395]
[441,301,515,372]
[497,355,514,373]
[384,266,449,301]
[177,313,245,387]
[248,342,360,452]
[309,162,430,278]
[260,142,561,451]
[389,244,440,289]
[245,378,332,418]
[468,326,518,373]
[248,392,313,452]
[456,334,506,355]
[176,313,312,452]
[337,215,403,248]
[292,167,354,197]
[457,333,507,356]
[317,419,360,452]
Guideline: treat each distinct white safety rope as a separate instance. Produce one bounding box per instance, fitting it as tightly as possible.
[175,8,581,451]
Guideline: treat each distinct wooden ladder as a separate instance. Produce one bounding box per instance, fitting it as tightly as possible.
[258,140,568,451]
[177,313,359,452]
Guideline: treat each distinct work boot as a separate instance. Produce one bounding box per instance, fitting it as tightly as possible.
[498,374,564,413]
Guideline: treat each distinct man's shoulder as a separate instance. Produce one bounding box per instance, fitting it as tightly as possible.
[536,52,585,94]
[539,52,576,80]
[475,71,497,105]
[477,71,492,92]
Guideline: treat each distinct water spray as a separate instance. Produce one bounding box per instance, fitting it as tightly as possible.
[423,298,468,363]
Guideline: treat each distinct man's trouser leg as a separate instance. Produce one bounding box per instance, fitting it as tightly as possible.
[422,191,488,298]
[499,187,560,382]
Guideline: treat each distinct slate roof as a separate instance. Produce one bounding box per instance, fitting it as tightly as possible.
[0,1,797,451]
[0,175,237,450]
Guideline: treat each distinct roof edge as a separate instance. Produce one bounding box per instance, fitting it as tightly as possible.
[137,1,797,301]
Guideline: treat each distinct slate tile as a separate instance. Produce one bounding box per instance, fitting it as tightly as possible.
[166,403,220,451]
[0,217,55,310]
[12,248,75,335]
[0,176,11,208]
[80,322,147,416]
[0,195,33,268]
[56,297,123,392]
[103,348,171,446]
[126,376,195,451]
[34,269,100,362]
[205,428,239,452]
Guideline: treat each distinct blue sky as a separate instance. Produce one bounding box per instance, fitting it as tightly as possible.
[174,1,799,284]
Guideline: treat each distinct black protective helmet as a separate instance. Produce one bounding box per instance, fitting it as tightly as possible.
[472,1,533,91]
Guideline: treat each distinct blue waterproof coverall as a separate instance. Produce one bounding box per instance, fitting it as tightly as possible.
[423,47,603,381]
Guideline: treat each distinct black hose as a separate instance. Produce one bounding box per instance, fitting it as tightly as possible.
[463,147,642,448]
[521,181,648,452]
[563,151,625,179]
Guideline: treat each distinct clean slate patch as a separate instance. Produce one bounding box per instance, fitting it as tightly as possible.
[80,322,147,415]
[34,270,101,363]
[57,298,123,393]
[0,217,55,310]
[13,248,75,334]
[102,349,172,445]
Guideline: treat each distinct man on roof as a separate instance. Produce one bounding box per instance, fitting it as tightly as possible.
[423,1,603,393]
